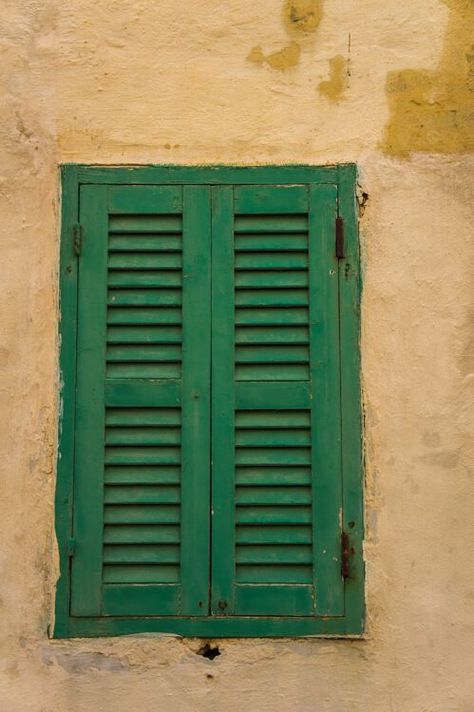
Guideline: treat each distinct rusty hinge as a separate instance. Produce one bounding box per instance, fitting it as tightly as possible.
[67,538,76,557]
[341,531,352,579]
[72,223,82,256]
[335,216,345,259]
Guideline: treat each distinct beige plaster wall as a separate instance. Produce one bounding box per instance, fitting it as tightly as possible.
[1,1,473,710]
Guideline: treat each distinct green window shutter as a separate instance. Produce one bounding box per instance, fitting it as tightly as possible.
[70,185,211,616]
[56,165,363,638]
[211,184,344,617]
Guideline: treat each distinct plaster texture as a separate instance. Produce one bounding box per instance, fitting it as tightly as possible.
[0,1,473,711]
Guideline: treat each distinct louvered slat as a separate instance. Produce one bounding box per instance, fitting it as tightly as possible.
[103,406,182,585]
[234,212,310,382]
[235,409,312,583]
[106,212,183,380]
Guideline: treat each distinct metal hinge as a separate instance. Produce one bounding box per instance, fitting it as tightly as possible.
[341,531,352,579]
[335,217,345,259]
[72,223,82,256]
[67,538,76,557]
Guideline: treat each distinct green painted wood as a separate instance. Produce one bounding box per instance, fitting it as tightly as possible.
[102,585,180,616]
[58,614,363,638]
[70,184,109,616]
[75,164,340,185]
[235,288,308,307]
[109,234,182,251]
[107,307,182,325]
[235,565,312,584]
[235,234,308,251]
[104,505,181,525]
[105,382,180,406]
[108,186,182,214]
[108,215,182,233]
[180,185,212,615]
[104,525,181,544]
[234,185,308,214]
[103,565,179,583]
[210,185,236,615]
[55,164,363,638]
[236,525,312,544]
[308,184,344,616]
[234,216,308,232]
[235,253,308,270]
[337,164,365,631]
[108,288,182,306]
[234,585,313,616]
[54,165,80,637]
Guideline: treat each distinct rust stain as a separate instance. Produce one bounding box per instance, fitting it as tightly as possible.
[383,0,474,157]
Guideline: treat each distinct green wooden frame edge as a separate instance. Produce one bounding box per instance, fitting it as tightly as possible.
[53,163,364,639]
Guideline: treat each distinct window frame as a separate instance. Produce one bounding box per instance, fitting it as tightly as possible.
[54,164,364,638]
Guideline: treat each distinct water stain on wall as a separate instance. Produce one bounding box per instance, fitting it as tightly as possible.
[383,0,474,157]
[247,0,321,71]
[318,55,347,102]
[247,42,301,70]
[283,0,322,34]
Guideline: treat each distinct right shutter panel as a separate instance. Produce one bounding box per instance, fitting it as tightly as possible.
[211,184,344,618]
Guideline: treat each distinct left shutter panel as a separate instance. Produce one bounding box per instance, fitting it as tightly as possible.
[70,184,211,618]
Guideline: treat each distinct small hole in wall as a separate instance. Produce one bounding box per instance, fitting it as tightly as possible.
[197,642,221,660]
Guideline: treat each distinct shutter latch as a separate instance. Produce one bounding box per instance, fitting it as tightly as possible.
[341,531,353,579]
[335,217,345,260]
[73,223,82,256]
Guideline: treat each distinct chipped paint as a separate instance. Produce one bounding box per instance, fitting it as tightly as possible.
[383,0,474,156]
[318,55,348,102]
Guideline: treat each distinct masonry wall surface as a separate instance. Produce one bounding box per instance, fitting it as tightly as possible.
[0,2,473,711]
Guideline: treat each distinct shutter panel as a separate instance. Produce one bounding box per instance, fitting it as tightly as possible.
[70,185,211,617]
[211,184,344,617]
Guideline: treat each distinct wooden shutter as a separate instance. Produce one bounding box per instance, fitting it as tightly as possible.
[70,185,211,617]
[211,184,344,617]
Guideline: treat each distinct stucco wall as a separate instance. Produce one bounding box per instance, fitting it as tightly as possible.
[1,1,473,710]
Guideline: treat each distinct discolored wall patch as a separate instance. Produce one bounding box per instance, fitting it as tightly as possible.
[383,0,474,157]
[318,55,348,102]
[283,0,322,34]
[247,42,301,70]
[247,0,321,71]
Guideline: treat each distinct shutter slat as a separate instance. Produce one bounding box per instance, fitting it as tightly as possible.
[235,253,308,270]
[105,466,181,484]
[108,289,182,307]
[103,565,179,583]
[104,544,181,564]
[109,234,182,252]
[104,485,180,504]
[104,504,181,524]
[236,308,308,326]
[104,524,181,544]
[236,565,312,584]
[105,427,181,445]
[235,234,308,251]
[235,288,308,306]
[236,525,312,545]
[108,307,182,325]
[109,253,182,270]
[108,215,182,233]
